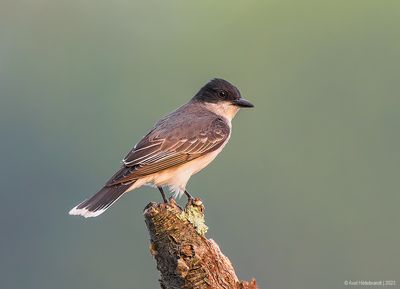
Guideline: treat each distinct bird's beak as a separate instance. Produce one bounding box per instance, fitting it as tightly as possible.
[232,98,254,108]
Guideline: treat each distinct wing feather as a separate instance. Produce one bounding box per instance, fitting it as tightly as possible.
[106,117,230,186]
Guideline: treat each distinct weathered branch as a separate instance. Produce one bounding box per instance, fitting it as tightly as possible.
[144,198,259,289]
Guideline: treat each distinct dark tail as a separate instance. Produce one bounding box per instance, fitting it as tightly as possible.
[69,183,132,218]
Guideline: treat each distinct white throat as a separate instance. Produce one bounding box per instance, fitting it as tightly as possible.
[203,101,240,122]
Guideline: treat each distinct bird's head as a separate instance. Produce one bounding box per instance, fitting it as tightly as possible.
[192,78,254,121]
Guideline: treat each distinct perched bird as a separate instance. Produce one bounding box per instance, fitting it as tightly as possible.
[69,78,254,218]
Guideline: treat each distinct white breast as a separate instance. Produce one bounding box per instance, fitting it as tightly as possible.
[130,128,231,198]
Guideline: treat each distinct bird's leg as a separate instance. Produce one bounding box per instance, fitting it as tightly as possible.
[184,190,194,202]
[158,187,168,203]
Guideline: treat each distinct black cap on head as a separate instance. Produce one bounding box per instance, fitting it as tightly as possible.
[193,78,254,108]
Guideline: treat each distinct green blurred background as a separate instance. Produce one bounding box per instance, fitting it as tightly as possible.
[1,0,399,288]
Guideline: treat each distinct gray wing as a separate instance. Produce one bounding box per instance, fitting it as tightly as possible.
[106,116,230,186]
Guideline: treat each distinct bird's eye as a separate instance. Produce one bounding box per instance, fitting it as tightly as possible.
[218,91,226,97]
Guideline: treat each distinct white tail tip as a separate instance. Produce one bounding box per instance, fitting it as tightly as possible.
[68,205,106,218]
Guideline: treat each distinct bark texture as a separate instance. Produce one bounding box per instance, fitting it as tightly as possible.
[144,198,259,289]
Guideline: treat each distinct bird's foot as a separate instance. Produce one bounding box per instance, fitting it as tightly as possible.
[184,190,194,203]
[158,187,168,203]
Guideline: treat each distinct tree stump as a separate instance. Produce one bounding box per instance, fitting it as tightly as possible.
[143,198,259,289]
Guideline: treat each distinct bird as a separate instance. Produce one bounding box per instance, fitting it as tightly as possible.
[69,78,254,218]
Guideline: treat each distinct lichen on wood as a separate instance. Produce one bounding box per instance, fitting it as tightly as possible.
[143,198,259,289]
